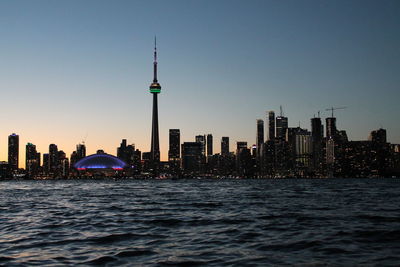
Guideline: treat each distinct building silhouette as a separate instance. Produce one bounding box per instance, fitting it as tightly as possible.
[256,119,264,157]
[268,111,275,141]
[207,134,213,156]
[182,142,202,174]
[49,144,58,175]
[311,117,324,174]
[169,129,181,174]
[8,133,19,171]
[26,143,40,177]
[326,117,337,140]
[275,109,289,174]
[276,114,288,140]
[221,137,229,156]
[195,135,206,156]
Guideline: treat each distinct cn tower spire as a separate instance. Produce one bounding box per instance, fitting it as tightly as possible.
[153,36,158,83]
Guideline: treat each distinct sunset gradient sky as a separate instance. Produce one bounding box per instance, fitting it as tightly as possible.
[0,0,399,167]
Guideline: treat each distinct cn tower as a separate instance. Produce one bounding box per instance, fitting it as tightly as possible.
[149,37,161,171]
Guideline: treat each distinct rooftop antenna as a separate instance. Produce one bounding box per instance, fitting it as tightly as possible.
[318,111,320,118]
[280,105,283,117]
[81,132,88,145]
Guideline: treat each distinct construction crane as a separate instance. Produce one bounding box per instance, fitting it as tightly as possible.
[326,106,347,117]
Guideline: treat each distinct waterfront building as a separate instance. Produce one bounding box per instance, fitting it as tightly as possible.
[181,142,202,174]
[195,135,206,156]
[268,111,275,141]
[256,119,264,157]
[207,134,213,156]
[221,137,229,156]
[49,144,58,175]
[311,117,323,174]
[8,133,19,171]
[169,129,181,174]
[326,117,337,140]
[26,143,40,177]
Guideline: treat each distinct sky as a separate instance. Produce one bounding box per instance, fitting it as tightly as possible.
[0,0,399,167]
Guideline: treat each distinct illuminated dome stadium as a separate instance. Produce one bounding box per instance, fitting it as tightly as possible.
[74,151,127,170]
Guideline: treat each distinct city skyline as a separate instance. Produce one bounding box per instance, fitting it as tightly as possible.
[1,0,399,167]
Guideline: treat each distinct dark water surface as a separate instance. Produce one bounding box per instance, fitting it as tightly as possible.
[1,178,400,266]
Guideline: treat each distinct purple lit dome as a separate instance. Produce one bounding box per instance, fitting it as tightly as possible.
[74,153,127,170]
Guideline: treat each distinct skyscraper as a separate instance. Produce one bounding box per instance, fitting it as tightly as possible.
[276,115,288,140]
[8,133,19,171]
[149,38,161,172]
[207,134,213,156]
[70,143,86,170]
[49,144,58,174]
[221,137,229,156]
[117,139,128,160]
[311,117,323,172]
[326,117,337,140]
[76,143,86,159]
[268,111,275,141]
[195,135,206,156]
[256,119,264,157]
[26,142,39,177]
[181,142,202,174]
[275,106,288,140]
[169,129,180,160]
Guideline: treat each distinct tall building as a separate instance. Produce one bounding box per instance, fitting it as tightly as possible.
[169,129,181,175]
[169,129,180,160]
[8,133,19,171]
[149,38,161,172]
[311,117,323,172]
[207,134,213,156]
[71,143,86,170]
[221,137,229,156]
[256,119,264,157]
[236,141,253,177]
[276,116,288,140]
[181,142,202,174]
[326,138,335,177]
[195,135,206,156]
[326,117,337,140]
[26,142,39,177]
[49,144,58,174]
[117,139,128,160]
[268,111,275,141]
[76,143,86,159]
[287,127,312,171]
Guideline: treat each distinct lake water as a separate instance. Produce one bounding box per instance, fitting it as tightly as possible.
[1,178,400,266]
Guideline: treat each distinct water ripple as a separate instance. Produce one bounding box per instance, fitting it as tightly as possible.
[0,178,400,266]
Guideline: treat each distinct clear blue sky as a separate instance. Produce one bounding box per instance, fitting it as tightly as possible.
[0,0,399,165]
